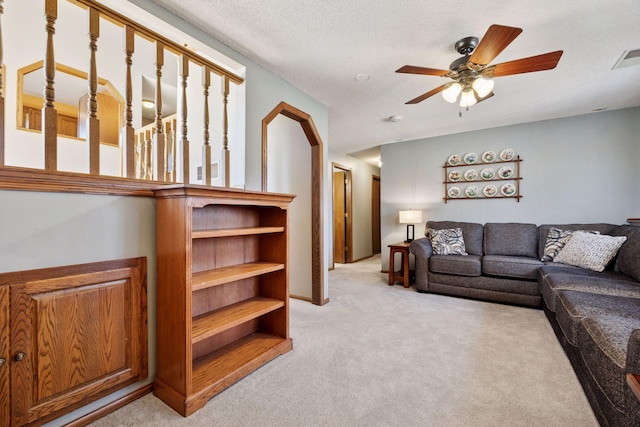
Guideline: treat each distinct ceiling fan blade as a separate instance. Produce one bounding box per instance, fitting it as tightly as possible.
[476,91,495,104]
[469,24,523,65]
[491,50,564,77]
[406,85,447,104]
[396,65,450,76]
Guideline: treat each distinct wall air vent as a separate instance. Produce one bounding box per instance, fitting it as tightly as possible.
[612,48,640,69]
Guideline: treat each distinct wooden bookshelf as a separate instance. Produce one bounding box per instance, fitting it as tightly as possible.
[153,185,294,417]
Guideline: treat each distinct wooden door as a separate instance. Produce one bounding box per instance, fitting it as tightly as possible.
[333,171,346,263]
[372,176,381,254]
[0,286,9,427]
[5,258,147,426]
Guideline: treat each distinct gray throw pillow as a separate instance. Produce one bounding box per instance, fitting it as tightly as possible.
[427,228,468,256]
[541,228,599,262]
[553,231,627,272]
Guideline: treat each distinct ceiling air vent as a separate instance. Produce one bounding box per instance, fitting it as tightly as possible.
[612,48,640,70]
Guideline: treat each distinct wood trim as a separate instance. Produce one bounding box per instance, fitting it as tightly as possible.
[332,162,353,263]
[289,294,313,302]
[261,101,325,306]
[62,383,153,427]
[0,166,157,196]
[351,255,374,263]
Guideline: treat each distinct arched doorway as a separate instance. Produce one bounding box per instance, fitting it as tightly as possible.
[262,101,326,306]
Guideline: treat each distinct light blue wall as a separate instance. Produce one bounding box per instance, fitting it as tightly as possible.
[380,107,640,270]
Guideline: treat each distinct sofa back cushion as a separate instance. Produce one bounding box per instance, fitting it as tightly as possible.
[425,221,484,256]
[614,227,640,282]
[484,223,538,257]
[538,224,617,260]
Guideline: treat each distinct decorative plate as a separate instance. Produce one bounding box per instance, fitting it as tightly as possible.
[481,151,497,163]
[449,171,462,182]
[448,186,461,198]
[465,185,479,198]
[499,148,516,161]
[448,154,461,166]
[480,168,495,180]
[483,184,498,197]
[464,169,478,181]
[501,183,517,196]
[498,166,514,179]
[464,152,478,164]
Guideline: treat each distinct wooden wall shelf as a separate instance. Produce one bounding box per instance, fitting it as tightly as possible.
[443,155,523,203]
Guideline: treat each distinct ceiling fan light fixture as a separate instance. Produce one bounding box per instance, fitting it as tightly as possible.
[459,88,477,108]
[472,77,494,98]
[442,82,462,103]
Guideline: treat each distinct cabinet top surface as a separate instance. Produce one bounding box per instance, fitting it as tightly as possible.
[153,184,295,203]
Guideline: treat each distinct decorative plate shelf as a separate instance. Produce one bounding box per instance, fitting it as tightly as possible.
[443,153,522,203]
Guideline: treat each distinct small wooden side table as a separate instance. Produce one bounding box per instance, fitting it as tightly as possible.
[388,242,413,288]
[627,374,640,402]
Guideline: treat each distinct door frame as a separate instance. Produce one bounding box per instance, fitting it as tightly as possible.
[331,162,353,268]
[261,101,326,306]
[371,174,381,255]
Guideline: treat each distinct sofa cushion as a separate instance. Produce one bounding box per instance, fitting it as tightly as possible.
[429,254,481,277]
[537,268,640,312]
[484,222,538,258]
[537,223,617,260]
[554,231,627,272]
[614,228,640,282]
[554,290,634,347]
[578,306,640,413]
[427,228,468,255]
[425,221,484,256]
[482,255,543,280]
[428,272,541,297]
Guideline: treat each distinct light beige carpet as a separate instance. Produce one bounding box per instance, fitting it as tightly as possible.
[91,255,597,426]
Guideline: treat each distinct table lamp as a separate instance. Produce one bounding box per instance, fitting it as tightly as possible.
[399,210,423,243]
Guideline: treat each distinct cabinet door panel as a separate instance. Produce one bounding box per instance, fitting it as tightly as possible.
[0,286,9,427]
[34,280,128,400]
[4,258,147,426]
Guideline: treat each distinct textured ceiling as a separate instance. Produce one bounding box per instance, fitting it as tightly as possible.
[149,0,640,159]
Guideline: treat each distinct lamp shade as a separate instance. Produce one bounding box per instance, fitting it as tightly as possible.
[459,88,477,108]
[399,210,423,224]
[441,82,462,103]
[472,77,494,98]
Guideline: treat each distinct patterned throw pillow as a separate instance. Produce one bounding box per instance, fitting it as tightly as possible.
[553,231,627,272]
[541,228,599,262]
[427,228,468,256]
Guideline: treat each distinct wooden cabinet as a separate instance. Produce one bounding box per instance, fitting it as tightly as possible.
[0,286,9,427]
[153,185,294,417]
[0,258,147,426]
[22,105,78,138]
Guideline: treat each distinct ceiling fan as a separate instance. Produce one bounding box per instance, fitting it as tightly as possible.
[396,24,563,108]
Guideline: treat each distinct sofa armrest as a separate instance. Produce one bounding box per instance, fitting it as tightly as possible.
[410,237,433,258]
[410,238,432,293]
[626,329,640,374]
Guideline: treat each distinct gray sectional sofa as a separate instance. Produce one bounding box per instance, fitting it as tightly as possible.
[409,221,640,426]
